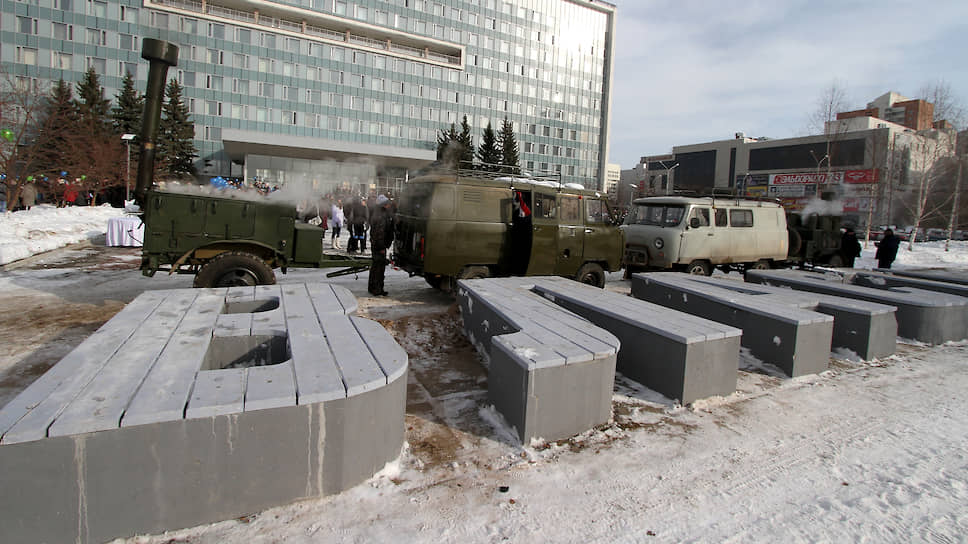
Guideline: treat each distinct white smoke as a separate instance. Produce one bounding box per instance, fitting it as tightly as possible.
[798,197,844,216]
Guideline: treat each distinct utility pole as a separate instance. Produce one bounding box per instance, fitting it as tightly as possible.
[946,156,963,252]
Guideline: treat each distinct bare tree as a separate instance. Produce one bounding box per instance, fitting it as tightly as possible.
[918,79,966,130]
[60,117,126,205]
[900,130,958,250]
[0,72,60,210]
[806,80,850,135]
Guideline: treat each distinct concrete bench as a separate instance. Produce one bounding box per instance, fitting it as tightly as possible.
[0,283,406,544]
[878,267,968,286]
[630,273,834,377]
[456,278,619,443]
[526,277,742,405]
[746,269,968,344]
[851,270,968,298]
[679,275,897,361]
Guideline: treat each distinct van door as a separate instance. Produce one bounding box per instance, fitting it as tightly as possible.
[526,192,557,274]
[554,194,584,277]
[677,206,716,264]
[583,198,622,269]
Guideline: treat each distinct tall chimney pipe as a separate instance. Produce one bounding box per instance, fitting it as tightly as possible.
[134,38,179,206]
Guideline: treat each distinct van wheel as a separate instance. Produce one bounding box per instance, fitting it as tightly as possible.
[458,266,490,280]
[686,260,712,276]
[750,259,772,270]
[576,263,606,288]
[194,251,276,288]
[425,275,444,289]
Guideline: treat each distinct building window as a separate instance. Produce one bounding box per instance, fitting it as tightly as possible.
[86,57,106,74]
[120,5,136,22]
[259,82,274,98]
[258,58,273,72]
[236,28,251,43]
[231,104,245,119]
[150,12,168,28]
[180,17,197,33]
[53,51,73,70]
[232,79,249,94]
[119,62,137,77]
[286,37,300,53]
[208,49,223,65]
[119,33,137,51]
[261,33,276,48]
[18,16,38,34]
[233,53,248,69]
[206,101,222,116]
[179,71,195,87]
[86,0,106,17]
[204,126,222,140]
[16,47,38,65]
[86,28,106,45]
[53,22,73,40]
[54,0,72,9]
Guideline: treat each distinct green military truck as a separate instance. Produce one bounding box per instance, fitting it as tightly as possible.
[392,165,624,290]
[134,39,368,288]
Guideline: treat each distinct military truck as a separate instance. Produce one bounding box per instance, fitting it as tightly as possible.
[392,165,624,289]
[785,211,848,266]
[133,39,369,288]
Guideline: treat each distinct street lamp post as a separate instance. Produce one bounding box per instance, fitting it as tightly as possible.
[659,162,680,195]
[809,150,829,198]
[121,133,135,202]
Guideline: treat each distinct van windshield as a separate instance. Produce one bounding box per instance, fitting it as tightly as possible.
[626,204,685,227]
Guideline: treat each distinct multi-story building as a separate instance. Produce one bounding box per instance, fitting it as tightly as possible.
[624,94,959,228]
[4,0,616,193]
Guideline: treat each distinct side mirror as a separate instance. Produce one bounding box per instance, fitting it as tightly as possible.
[690,217,701,229]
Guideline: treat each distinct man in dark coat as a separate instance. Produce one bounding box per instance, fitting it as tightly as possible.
[875,228,901,269]
[368,194,394,296]
[840,227,862,268]
[346,196,369,253]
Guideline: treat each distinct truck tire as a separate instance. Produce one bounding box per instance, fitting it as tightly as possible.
[576,263,606,288]
[749,259,772,270]
[787,227,803,257]
[685,260,712,276]
[193,251,276,288]
[457,266,491,280]
[827,254,844,267]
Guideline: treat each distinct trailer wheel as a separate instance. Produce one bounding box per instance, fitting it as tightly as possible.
[576,263,606,288]
[686,260,712,276]
[194,251,276,288]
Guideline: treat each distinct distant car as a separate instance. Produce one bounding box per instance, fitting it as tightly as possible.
[926,228,947,241]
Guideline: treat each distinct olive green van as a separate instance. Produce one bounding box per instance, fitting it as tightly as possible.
[393,168,624,289]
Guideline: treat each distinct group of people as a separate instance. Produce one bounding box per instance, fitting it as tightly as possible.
[839,226,900,269]
[307,192,396,297]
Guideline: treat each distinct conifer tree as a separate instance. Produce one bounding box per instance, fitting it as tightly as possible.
[112,71,143,139]
[158,79,197,177]
[476,121,501,170]
[36,79,78,178]
[74,68,110,128]
[457,115,474,167]
[498,117,519,171]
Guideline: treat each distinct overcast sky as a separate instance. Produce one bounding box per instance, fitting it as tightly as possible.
[607,0,968,168]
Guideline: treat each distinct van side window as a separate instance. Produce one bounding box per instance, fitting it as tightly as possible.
[730,209,753,227]
[714,208,728,227]
[560,195,580,222]
[690,207,710,226]
[586,199,610,224]
[533,194,557,219]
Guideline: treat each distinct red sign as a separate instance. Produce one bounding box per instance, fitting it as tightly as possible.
[771,172,843,185]
[843,169,879,184]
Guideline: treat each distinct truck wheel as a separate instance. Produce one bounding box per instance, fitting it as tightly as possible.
[425,275,444,289]
[576,263,606,288]
[827,254,844,267]
[686,260,712,276]
[787,228,802,257]
[194,251,276,288]
[458,266,491,280]
[750,259,772,270]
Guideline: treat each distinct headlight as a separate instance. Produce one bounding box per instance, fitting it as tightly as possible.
[654,237,664,249]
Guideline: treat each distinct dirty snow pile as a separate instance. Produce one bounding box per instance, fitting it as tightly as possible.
[0,205,127,266]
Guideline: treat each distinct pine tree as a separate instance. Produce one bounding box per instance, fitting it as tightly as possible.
[499,117,520,172]
[74,68,110,127]
[476,121,501,170]
[457,115,474,168]
[36,79,79,179]
[436,124,461,168]
[112,71,143,138]
[158,79,197,178]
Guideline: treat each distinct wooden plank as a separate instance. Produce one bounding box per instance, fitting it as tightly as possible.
[321,314,386,396]
[121,293,224,427]
[0,291,170,444]
[245,361,297,411]
[185,368,246,418]
[283,290,346,403]
[351,317,408,384]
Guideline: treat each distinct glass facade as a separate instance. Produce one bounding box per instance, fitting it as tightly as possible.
[1,0,615,190]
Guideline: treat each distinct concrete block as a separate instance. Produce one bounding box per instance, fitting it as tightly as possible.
[0,283,406,544]
[746,269,968,344]
[631,273,833,377]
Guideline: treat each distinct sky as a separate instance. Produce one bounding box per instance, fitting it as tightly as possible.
[608,0,968,168]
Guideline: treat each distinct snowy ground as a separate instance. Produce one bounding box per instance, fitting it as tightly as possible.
[1,206,968,543]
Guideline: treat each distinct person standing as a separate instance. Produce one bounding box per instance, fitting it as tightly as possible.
[368,194,394,296]
[330,199,345,249]
[840,227,862,268]
[875,228,900,269]
[19,182,37,210]
[347,196,369,253]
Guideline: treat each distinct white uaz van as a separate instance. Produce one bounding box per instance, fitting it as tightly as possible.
[621,196,789,275]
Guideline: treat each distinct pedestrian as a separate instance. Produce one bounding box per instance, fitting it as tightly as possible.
[19,182,37,210]
[347,196,369,253]
[875,228,900,269]
[368,194,394,296]
[840,227,862,268]
[330,199,345,250]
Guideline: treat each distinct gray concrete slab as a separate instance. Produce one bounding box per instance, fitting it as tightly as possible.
[457,278,619,443]
[878,267,968,286]
[852,270,968,298]
[746,269,968,344]
[0,283,406,544]
[527,277,742,404]
[630,273,834,377]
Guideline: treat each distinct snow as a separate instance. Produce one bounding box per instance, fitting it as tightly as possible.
[2,206,968,543]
